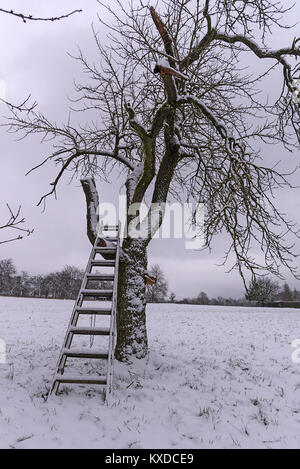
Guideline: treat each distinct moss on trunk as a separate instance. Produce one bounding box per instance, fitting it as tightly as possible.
[115,237,148,362]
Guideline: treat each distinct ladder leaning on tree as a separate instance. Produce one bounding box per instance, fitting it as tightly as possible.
[48,223,121,402]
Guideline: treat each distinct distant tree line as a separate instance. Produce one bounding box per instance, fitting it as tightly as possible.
[1,259,299,307]
[172,277,300,307]
[0,259,170,302]
[0,258,84,299]
[246,277,300,306]
[177,291,248,306]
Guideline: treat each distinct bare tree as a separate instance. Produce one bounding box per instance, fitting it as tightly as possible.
[169,292,176,303]
[246,276,279,305]
[4,0,300,361]
[279,282,293,301]
[196,291,210,305]
[146,264,168,303]
[0,258,16,294]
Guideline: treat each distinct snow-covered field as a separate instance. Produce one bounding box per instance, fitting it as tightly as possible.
[0,296,300,449]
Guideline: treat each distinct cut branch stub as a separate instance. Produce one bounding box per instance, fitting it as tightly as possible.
[81,178,117,260]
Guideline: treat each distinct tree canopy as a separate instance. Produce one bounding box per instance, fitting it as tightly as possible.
[4,0,300,294]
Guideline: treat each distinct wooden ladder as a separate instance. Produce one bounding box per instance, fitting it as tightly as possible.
[49,224,121,401]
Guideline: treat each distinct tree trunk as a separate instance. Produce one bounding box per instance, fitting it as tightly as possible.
[81,177,150,362]
[115,236,148,362]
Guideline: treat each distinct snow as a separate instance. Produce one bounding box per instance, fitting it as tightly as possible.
[81,178,99,241]
[0,297,300,449]
[126,163,144,203]
[156,58,189,80]
[157,57,170,68]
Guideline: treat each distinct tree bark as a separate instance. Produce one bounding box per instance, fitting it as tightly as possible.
[115,236,148,362]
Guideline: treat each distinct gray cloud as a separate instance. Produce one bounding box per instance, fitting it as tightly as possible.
[1,0,300,299]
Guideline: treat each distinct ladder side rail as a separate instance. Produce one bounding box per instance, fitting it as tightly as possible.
[49,235,100,395]
[61,235,98,352]
[106,222,121,399]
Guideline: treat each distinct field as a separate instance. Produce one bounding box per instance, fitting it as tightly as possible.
[0,296,300,449]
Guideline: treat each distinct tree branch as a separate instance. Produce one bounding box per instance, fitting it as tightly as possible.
[81,178,118,258]
[214,32,300,88]
[0,8,82,24]
[149,7,178,104]
[0,204,33,245]
[180,25,299,89]
[149,6,176,68]
[177,94,245,156]
[124,102,155,204]
[36,147,134,208]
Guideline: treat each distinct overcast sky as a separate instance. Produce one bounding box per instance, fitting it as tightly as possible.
[0,0,299,300]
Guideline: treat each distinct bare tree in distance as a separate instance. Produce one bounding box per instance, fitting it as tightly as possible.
[0,258,16,294]
[280,282,293,302]
[0,5,82,243]
[246,276,280,305]
[4,0,300,361]
[146,264,168,303]
[169,292,176,303]
[197,291,210,305]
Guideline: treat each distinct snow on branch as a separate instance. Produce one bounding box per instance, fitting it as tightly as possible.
[81,179,99,245]
[124,102,156,205]
[177,94,245,157]
[81,178,117,255]
[214,32,300,90]
[124,102,148,140]
[180,25,299,90]
[154,58,189,81]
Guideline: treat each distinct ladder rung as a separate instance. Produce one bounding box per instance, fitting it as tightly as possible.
[69,326,110,336]
[101,225,119,231]
[81,289,113,297]
[62,348,108,359]
[95,246,117,250]
[91,260,115,267]
[86,274,114,281]
[94,248,116,255]
[54,374,107,385]
[76,307,112,315]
